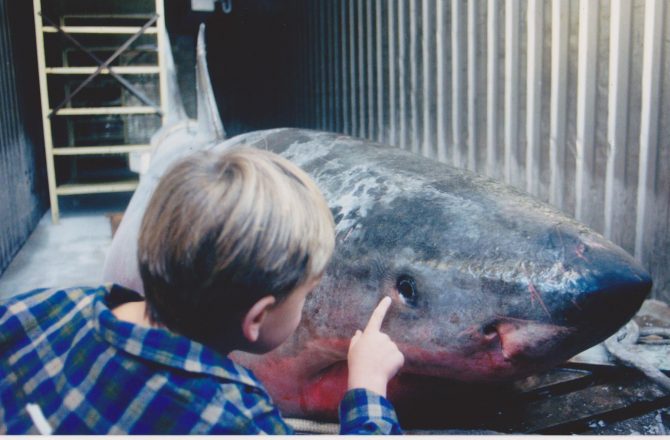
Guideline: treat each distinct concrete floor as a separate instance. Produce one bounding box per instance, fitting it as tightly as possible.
[0,194,130,301]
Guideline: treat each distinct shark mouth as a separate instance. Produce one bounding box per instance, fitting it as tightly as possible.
[397,318,579,382]
[483,318,576,363]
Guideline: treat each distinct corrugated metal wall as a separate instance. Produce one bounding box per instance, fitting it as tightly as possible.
[0,0,48,276]
[292,0,670,303]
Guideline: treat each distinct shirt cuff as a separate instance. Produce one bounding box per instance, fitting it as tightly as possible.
[338,388,402,435]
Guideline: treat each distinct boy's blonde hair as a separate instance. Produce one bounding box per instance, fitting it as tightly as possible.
[138,147,335,345]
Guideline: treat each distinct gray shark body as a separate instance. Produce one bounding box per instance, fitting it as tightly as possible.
[103,25,651,420]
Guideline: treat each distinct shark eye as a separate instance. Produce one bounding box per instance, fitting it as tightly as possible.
[396,275,418,306]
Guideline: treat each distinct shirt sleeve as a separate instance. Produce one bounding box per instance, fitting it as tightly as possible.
[338,388,403,435]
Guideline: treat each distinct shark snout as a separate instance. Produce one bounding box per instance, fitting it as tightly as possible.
[566,257,651,333]
[474,237,652,368]
[532,236,653,357]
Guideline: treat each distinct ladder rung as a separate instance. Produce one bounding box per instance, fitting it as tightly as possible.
[42,26,158,34]
[51,106,159,116]
[62,14,155,20]
[53,145,152,155]
[56,180,139,195]
[46,66,160,75]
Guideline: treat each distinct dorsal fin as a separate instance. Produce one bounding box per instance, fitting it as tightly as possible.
[196,23,226,141]
[161,27,188,125]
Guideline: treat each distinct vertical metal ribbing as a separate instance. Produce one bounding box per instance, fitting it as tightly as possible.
[504,0,520,186]
[422,0,436,159]
[296,4,304,127]
[0,105,8,266]
[0,69,8,267]
[0,8,15,152]
[549,0,569,210]
[302,1,309,127]
[526,0,544,195]
[574,0,599,222]
[314,0,326,130]
[398,0,408,149]
[3,5,21,180]
[312,1,318,128]
[305,3,312,128]
[0,2,5,160]
[325,0,332,131]
[341,0,350,135]
[604,0,632,240]
[452,0,465,167]
[4,0,19,250]
[0,2,12,257]
[2,0,31,262]
[436,0,448,162]
[291,7,303,127]
[331,0,338,132]
[409,0,420,154]
[466,0,478,171]
[313,1,320,129]
[387,0,397,146]
[327,0,334,131]
[333,0,341,132]
[486,0,499,178]
[319,0,328,130]
[314,1,322,129]
[366,0,375,140]
[357,0,366,138]
[635,0,665,260]
[349,0,358,136]
[1,15,14,147]
[306,1,313,128]
[376,0,385,144]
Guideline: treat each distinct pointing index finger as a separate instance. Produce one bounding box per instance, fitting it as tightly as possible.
[364,296,392,333]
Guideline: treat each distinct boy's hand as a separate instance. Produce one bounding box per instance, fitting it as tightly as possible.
[347,296,405,397]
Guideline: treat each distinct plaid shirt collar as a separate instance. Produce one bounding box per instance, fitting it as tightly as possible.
[94,284,262,391]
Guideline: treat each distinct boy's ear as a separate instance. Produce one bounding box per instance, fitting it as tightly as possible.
[242,295,276,342]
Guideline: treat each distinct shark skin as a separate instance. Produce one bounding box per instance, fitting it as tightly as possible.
[103,25,652,422]
[211,128,652,419]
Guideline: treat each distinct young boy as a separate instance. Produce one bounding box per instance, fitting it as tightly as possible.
[0,147,404,434]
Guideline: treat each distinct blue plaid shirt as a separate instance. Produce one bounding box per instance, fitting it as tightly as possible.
[0,285,402,434]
